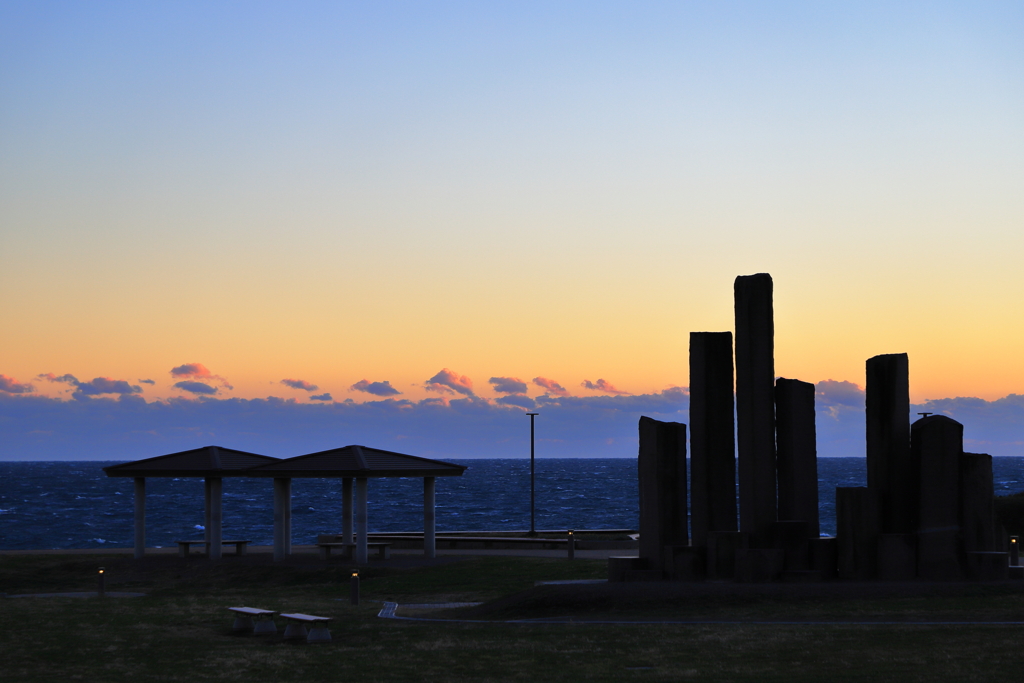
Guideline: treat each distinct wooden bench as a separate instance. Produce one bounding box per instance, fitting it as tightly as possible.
[317,542,391,561]
[227,606,277,634]
[280,612,332,643]
[175,539,250,557]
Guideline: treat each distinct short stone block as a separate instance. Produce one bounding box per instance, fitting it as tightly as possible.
[837,487,878,580]
[965,551,1009,581]
[1008,565,1024,580]
[734,548,785,583]
[664,545,705,581]
[877,533,917,581]
[608,556,648,582]
[771,520,811,570]
[917,529,962,581]
[707,531,748,580]
[809,537,838,579]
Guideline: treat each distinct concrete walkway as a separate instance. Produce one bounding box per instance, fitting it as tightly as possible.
[0,545,636,560]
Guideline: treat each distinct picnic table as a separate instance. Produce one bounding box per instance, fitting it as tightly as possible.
[316,541,391,560]
[175,539,250,557]
[280,612,332,642]
[227,606,277,634]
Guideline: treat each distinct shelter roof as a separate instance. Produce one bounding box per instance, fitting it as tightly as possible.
[103,446,279,477]
[245,445,467,478]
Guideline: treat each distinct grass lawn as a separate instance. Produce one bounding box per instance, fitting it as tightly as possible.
[2,553,1024,682]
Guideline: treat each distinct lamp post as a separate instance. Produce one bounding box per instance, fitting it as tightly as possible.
[526,412,538,536]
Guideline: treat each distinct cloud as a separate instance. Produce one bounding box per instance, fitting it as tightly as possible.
[4,379,1022,462]
[173,381,219,395]
[496,394,537,409]
[170,363,233,390]
[75,378,143,396]
[533,377,570,397]
[815,379,865,408]
[350,379,401,396]
[139,379,156,385]
[37,373,142,400]
[39,373,78,384]
[489,376,528,394]
[280,378,319,392]
[581,378,630,395]
[310,393,333,402]
[0,375,35,394]
[425,368,474,396]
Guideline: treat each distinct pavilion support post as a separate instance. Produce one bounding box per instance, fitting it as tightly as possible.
[273,478,290,562]
[356,477,369,564]
[424,477,436,559]
[208,477,223,560]
[342,477,354,543]
[133,477,146,559]
[204,478,212,544]
[284,477,292,556]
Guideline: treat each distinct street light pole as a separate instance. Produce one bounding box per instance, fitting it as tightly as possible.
[526,412,538,536]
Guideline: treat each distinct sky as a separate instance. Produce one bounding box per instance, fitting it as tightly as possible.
[2,2,1023,460]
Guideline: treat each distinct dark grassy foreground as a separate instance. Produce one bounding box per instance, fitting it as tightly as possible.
[3,553,1024,682]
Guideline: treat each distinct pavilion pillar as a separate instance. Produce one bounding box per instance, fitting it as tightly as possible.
[342,477,354,543]
[207,477,223,560]
[273,477,292,562]
[355,477,369,564]
[284,478,292,555]
[424,477,436,559]
[133,477,146,559]
[204,479,211,544]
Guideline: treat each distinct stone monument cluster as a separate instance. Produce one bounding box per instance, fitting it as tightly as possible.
[612,272,1010,582]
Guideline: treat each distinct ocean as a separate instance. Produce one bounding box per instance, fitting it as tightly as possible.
[3,458,1024,550]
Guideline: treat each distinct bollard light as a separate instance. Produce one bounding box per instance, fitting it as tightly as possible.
[350,569,360,606]
[97,567,106,598]
[567,529,575,560]
[1012,536,1020,566]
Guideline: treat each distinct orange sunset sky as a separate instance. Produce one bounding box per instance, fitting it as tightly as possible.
[2,2,1023,460]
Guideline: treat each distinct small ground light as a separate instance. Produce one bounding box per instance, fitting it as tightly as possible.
[567,529,575,560]
[350,570,360,606]
[97,567,106,598]
[1012,537,1020,566]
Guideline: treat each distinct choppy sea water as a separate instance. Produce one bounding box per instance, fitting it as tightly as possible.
[3,458,1024,550]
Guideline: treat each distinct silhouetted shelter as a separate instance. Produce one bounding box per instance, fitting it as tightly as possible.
[245,445,467,562]
[103,446,279,559]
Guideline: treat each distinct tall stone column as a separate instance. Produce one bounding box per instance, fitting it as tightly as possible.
[133,477,146,560]
[866,353,913,533]
[637,416,688,572]
[960,452,997,552]
[913,415,963,579]
[775,378,819,537]
[689,331,737,548]
[734,273,776,548]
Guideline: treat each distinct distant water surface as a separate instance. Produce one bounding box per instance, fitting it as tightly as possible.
[3,458,1024,550]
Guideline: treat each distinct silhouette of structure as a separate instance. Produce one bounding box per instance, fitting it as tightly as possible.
[622,272,1009,583]
[106,445,466,563]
